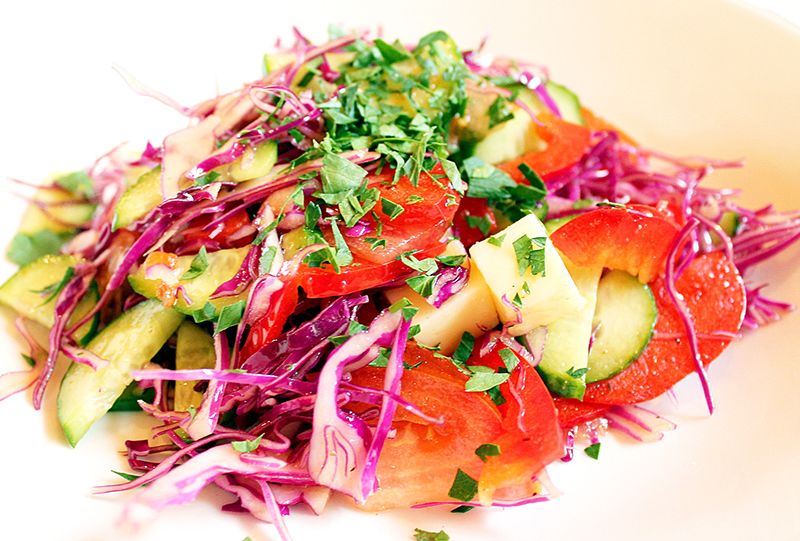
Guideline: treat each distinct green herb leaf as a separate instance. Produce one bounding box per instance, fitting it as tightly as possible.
[465,214,492,236]
[215,300,246,334]
[232,434,264,453]
[194,171,221,186]
[192,302,217,323]
[497,347,519,372]
[475,443,501,462]
[512,234,547,276]
[179,246,209,280]
[55,171,94,197]
[7,231,64,266]
[465,365,510,392]
[320,151,368,195]
[447,468,478,502]
[380,198,405,220]
[406,274,437,297]
[452,332,475,366]
[400,252,438,275]
[566,366,589,379]
[487,233,506,247]
[584,442,601,460]
[450,505,475,514]
[259,245,278,274]
[374,39,411,64]
[413,528,450,541]
[31,266,74,305]
[436,254,466,267]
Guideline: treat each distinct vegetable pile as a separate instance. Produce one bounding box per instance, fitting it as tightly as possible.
[1,26,799,540]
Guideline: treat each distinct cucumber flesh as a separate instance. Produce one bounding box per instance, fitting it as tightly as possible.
[128,246,250,316]
[57,299,184,446]
[113,166,163,231]
[585,270,657,383]
[174,320,216,412]
[0,254,98,341]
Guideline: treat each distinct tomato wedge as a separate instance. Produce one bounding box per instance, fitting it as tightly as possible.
[299,163,459,298]
[451,196,499,249]
[550,203,682,283]
[553,397,610,429]
[583,251,746,404]
[498,111,592,182]
[468,340,564,502]
[350,343,504,511]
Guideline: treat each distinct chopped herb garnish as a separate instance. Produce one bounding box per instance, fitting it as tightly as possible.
[406,274,438,297]
[475,443,502,462]
[407,194,425,204]
[597,201,625,208]
[7,230,63,266]
[448,469,479,502]
[585,442,601,460]
[194,171,221,186]
[436,254,466,267]
[450,505,475,514]
[452,331,475,366]
[31,266,74,305]
[465,365,510,392]
[215,300,246,334]
[54,171,94,197]
[512,234,547,276]
[497,347,519,372]
[413,528,450,541]
[259,245,278,274]
[465,214,492,236]
[487,233,506,247]
[192,302,217,323]
[179,246,209,280]
[380,198,405,220]
[388,297,419,321]
[231,434,264,453]
[566,366,589,379]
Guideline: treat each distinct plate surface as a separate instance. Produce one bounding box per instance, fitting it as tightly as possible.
[1,1,799,540]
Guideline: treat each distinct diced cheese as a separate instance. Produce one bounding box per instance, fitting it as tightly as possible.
[383,241,499,355]
[469,213,585,336]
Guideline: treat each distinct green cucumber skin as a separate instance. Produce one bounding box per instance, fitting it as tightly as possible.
[57,299,184,446]
[585,270,657,384]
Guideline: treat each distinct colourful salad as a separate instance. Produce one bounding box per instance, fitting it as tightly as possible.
[1,27,799,540]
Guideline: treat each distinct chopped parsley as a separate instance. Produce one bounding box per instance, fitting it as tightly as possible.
[179,246,209,280]
[475,443,501,462]
[214,300,246,335]
[584,442,601,460]
[512,234,547,276]
[447,468,478,502]
[413,529,450,541]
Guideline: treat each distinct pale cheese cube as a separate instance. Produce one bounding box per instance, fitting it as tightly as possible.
[469,213,586,336]
[384,242,499,355]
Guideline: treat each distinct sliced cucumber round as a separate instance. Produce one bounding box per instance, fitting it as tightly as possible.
[585,270,656,383]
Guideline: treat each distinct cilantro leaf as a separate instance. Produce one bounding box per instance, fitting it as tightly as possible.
[447,468,478,502]
[406,274,437,297]
[231,434,264,453]
[192,302,217,323]
[414,529,450,541]
[475,443,501,462]
[215,300,246,335]
[179,246,209,280]
[259,245,278,274]
[7,231,64,266]
[512,234,547,276]
[585,442,601,460]
[452,332,475,366]
[465,365,510,392]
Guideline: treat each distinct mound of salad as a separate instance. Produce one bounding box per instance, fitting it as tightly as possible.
[1,26,799,540]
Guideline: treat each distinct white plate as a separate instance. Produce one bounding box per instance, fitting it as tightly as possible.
[1,1,799,540]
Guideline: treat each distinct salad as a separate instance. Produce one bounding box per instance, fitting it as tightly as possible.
[1,26,799,540]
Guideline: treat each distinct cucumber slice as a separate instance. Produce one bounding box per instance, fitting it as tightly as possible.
[17,188,95,235]
[113,166,162,231]
[57,299,184,446]
[585,270,657,383]
[544,80,585,126]
[174,320,216,412]
[127,246,250,316]
[0,254,98,341]
[537,262,602,399]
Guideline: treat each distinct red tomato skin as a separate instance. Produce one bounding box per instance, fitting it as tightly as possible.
[583,251,746,404]
[498,112,592,182]
[553,397,611,429]
[182,209,254,249]
[298,242,446,299]
[451,196,498,248]
[350,343,504,511]
[549,203,682,283]
[468,341,564,500]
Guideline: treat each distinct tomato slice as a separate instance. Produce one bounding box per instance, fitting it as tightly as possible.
[451,196,498,249]
[497,111,592,182]
[181,208,254,249]
[346,163,461,264]
[350,343,504,511]
[549,203,682,283]
[299,163,459,298]
[582,251,746,404]
[468,340,564,502]
[299,242,446,298]
[553,397,611,429]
